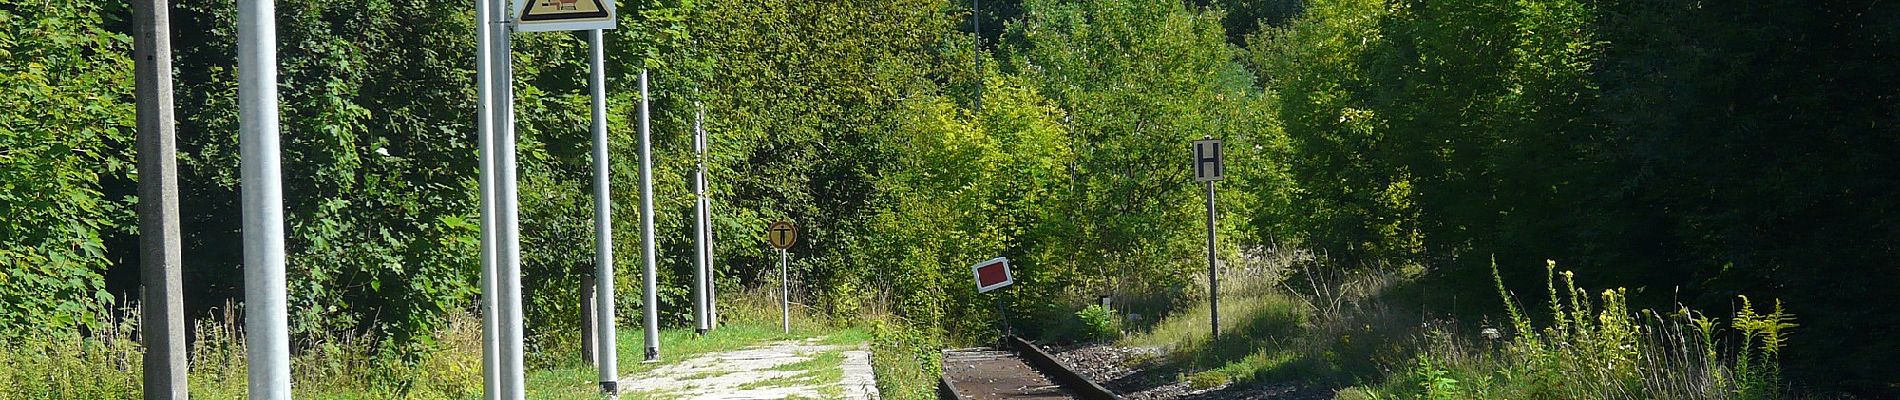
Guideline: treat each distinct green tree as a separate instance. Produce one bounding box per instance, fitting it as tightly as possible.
[0,0,135,339]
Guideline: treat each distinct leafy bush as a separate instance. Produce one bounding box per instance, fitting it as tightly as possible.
[870,319,943,400]
[1074,304,1120,342]
[0,0,134,339]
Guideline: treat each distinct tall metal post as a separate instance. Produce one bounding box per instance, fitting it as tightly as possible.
[474,0,500,396]
[639,69,661,361]
[237,0,290,396]
[493,2,526,396]
[1205,179,1219,340]
[692,120,707,334]
[134,0,187,396]
[693,105,709,336]
[703,110,718,331]
[780,249,790,334]
[971,0,981,112]
[706,207,718,330]
[587,29,621,394]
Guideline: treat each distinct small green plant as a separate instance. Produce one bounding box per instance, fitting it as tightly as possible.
[1732,295,1796,400]
[1417,362,1461,400]
[1075,305,1121,342]
[1185,370,1229,389]
[869,319,942,400]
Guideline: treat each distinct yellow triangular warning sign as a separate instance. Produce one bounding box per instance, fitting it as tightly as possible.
[520,0,608,22]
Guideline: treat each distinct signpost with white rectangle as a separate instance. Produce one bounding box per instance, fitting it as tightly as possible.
[971,257,1014,293]
[1192,137,1224,340]
[971,257,1014,336]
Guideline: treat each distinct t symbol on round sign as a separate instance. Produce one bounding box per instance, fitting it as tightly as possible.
[768,221,797,250]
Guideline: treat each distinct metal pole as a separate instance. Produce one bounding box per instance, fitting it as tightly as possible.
[780,249,789,334]
[994,296,1010,338]
[971,0,981,112]
[474,0,500,395]
[133,0,187,395]
[493,5,526,397]
[702,108,717,331]
[706,192,718,331]
[1205,179,1219,341]
[693,105,709,335]
[639,69,660,361]
[588,28,620,394]
[238,0,289,395]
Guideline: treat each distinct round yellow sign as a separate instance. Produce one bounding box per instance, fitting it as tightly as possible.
[767,221,796,250]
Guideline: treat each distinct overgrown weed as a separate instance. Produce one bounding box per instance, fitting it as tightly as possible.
[1365,261,1795,399]
[1,299,485,399]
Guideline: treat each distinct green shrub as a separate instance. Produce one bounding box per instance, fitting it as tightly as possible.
[870,319,943,400]
[0,0,135,340]
[1074,304,1121,342]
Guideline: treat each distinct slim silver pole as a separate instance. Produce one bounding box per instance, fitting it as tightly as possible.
[706,192,717,330]
[588,29,620,394]
[134,0,187,395]
[494,5,526,397]
[474,0,500,396]
[693,105,709,335]
[971,0,981,112]
[238,0,289,396]
[639,69,661,361]
[780,249,789,334]
[1205,179,1219,340]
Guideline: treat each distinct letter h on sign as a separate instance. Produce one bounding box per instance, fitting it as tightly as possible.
[1193,139,1224,182]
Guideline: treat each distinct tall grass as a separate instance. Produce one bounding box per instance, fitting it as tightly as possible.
[1362,261,1795,400]
[0,300,486,400]
[1124,248,1417,388]
[0,303,143,399]
[1122,249,1797,399]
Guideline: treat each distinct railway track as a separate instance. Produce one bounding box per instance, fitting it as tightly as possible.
[939,336,1120,400]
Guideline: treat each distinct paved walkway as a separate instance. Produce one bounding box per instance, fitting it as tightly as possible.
[618,338,878,400]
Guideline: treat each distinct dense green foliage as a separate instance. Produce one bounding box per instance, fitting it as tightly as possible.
[0,0,134,340]
[1250,0,1900,393]
[3,0,1896,396]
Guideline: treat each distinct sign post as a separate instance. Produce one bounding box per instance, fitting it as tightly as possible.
[1192,137,1224,340]
[768,221,797,333]
[694,106,711,336]
[584,28,618,394]
[484,1,616,396]
[971,257,1014,336]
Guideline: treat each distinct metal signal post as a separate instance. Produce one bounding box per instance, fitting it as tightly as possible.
[768,221,796,333]
[1192,137,1225,340]
[780,248,790,333]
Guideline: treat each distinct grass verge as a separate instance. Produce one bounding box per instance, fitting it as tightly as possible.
[1124,254,1796,399]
